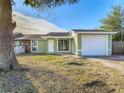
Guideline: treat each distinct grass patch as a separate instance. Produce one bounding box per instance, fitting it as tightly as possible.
[33,55,65,63]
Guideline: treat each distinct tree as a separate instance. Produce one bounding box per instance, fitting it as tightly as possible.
[121,9,124,40]
[100,6,124,41]
[0,0,78,71]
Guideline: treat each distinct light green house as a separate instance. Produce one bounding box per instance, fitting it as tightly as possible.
[14,29,117,56]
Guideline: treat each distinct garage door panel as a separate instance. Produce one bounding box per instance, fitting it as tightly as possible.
[82,35,108,56]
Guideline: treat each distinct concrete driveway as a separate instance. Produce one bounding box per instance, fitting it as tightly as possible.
[102,55,124,61]
[87,55,124,75]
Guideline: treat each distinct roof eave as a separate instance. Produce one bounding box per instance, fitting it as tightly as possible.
[76,32,117,34]
[46,36,73,38]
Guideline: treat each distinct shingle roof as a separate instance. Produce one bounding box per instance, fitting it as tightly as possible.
[14,32,71,40]
[14,34,46,40]
[46,32,70,36]
[13,32,23,38]
[72,29,111,32]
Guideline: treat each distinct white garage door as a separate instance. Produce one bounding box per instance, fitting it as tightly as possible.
[82,35,109,56]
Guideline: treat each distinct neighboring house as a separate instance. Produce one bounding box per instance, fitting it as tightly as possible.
[14,29,117,56]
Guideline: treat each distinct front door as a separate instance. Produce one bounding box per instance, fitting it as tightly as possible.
[48,40,54,53]
[21,40,31,53]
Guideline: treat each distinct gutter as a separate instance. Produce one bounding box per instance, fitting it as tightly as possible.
[76,32,117,35]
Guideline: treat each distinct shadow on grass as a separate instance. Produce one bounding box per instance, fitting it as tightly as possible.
[81,80,115,93]
[66,62,83,66]
[0,71,39,93]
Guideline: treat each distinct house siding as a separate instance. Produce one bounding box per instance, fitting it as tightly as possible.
[38,40,48,53]
[71,38,75,54]
[37,38,73,54]
[71,33,82,56]
[78,34,82,56]
[71,32,78,55]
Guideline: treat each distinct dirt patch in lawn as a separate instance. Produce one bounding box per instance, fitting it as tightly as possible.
[66,62,83,66]
[15,54,124,93]
[80,80,114,93]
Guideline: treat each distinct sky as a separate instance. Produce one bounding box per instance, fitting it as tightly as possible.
[13,0,124,29]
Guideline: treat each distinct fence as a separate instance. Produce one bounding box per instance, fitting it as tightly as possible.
[112,41,124,54]
[14,46,25,54]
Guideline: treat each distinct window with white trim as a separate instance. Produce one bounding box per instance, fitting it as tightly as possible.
[32,40,38,52]
[58,39,69,51]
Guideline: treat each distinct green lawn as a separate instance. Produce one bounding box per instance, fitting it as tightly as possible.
[0,54,124,93]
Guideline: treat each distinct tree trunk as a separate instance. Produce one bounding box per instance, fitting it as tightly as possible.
[0,0,21,71]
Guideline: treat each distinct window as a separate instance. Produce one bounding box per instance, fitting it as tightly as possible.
[32,40,38,52]
[58,39,69,51]
[14,41,21,47]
